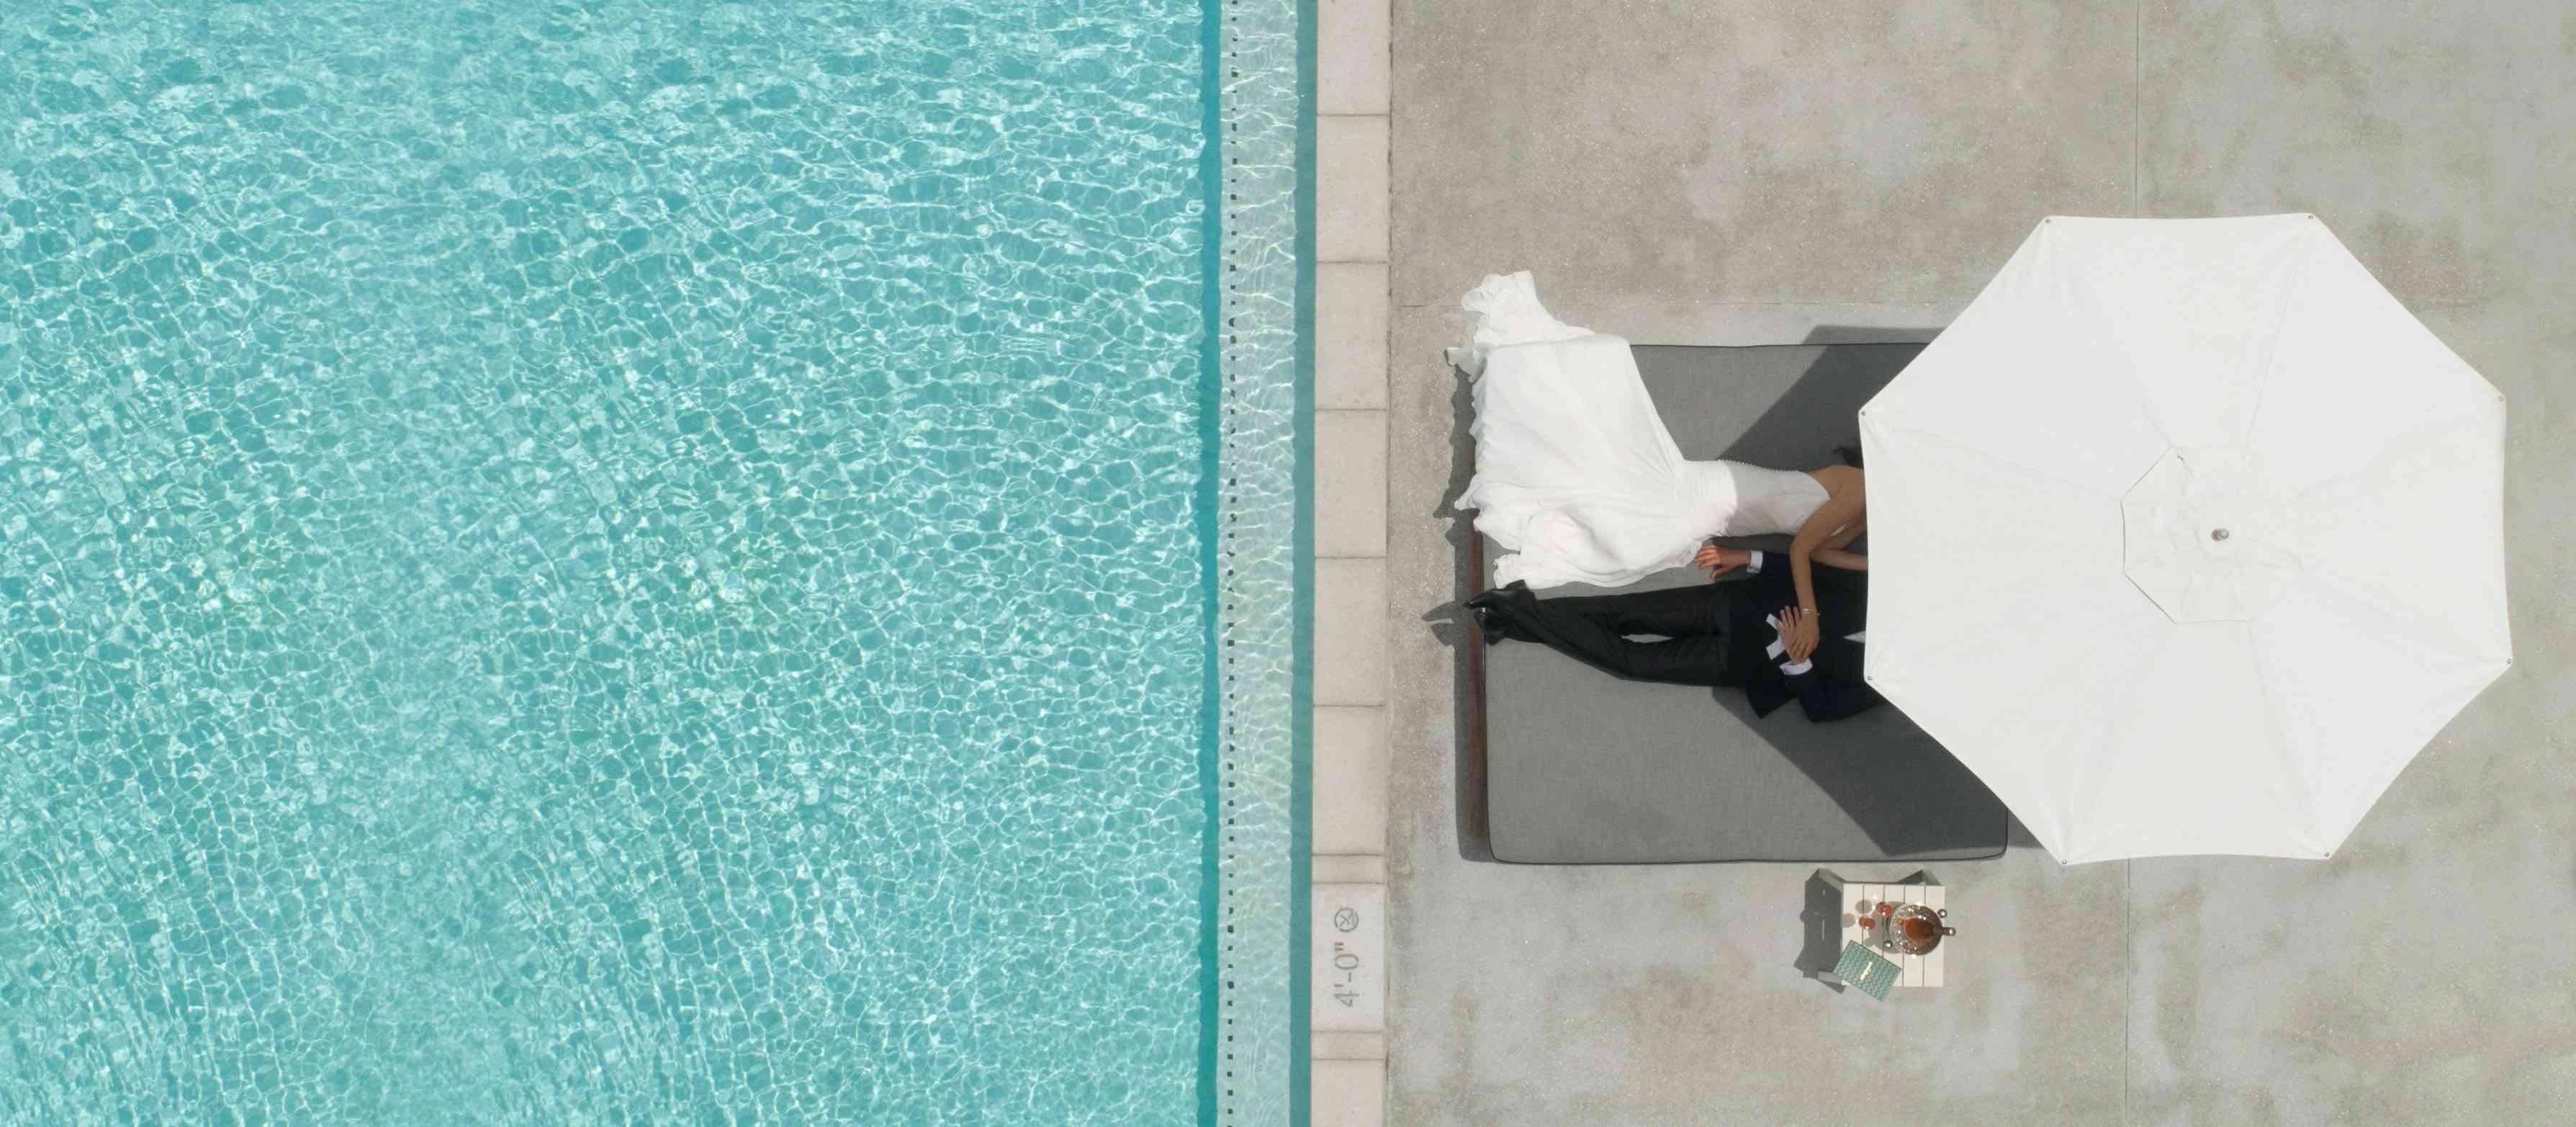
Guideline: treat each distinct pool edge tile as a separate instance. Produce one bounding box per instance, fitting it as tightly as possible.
[1312,558,1389,706]
[1314,410,1389,557]
[1317,116,1391,264]
[1310,1058,1387,1127]
[1318,262,1391,409]
[1318,0,1391,115]
[1311,706,1389,854]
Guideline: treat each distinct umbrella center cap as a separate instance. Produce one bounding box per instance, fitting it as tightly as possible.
[2121,447,2295,623]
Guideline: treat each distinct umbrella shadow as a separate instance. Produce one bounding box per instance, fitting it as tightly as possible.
[1672,333,2012,859]
[1432,329,2010,862]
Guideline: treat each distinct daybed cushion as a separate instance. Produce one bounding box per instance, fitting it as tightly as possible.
[1477,343,2010,864]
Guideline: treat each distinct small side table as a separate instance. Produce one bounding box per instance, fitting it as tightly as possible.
[1818,872,1947,989]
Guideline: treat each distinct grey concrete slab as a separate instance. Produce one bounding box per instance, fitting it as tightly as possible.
[1390,1,2137,312]
[2137,1,2576,309]
[1390,2,2576,1122]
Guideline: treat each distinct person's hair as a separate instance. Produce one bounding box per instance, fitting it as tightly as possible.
[1834,444,1863,469]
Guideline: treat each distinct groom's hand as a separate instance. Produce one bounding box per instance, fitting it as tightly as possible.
[1694,544,1747,579]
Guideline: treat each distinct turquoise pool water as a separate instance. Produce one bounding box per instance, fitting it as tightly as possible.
[0,3,1300,1123]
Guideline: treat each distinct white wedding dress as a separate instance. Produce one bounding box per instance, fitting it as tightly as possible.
[1451,272,1829,590]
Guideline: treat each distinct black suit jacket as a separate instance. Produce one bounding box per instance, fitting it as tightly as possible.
[1724,557,1882,723]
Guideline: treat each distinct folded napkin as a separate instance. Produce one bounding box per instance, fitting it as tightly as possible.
[1833,940,1901,1000]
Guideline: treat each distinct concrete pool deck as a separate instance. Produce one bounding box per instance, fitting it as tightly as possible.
[1373,2,2576,1123]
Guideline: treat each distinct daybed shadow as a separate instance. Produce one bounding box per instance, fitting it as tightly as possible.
[1428,356,1495,861]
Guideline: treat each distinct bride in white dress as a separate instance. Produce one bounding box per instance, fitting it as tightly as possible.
[1452,273,1866,652]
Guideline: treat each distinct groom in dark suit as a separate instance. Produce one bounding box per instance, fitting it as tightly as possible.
[1466,548,1882,723]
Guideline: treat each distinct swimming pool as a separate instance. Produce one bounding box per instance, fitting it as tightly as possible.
[0,2,1307,1123]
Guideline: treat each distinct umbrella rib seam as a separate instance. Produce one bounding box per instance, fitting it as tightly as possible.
[2235,228,2319,445]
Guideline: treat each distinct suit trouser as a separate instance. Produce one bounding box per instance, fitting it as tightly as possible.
[1485,584,1734,688]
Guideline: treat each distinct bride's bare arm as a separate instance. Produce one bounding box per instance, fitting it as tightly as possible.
[1812,548,1867,572]
[1785,485,1867,658]
[1819,516,1865,553]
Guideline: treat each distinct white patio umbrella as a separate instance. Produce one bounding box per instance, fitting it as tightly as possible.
[1860,215,2510,864]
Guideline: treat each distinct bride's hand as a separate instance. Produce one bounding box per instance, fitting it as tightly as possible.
[1786,608,1821,663]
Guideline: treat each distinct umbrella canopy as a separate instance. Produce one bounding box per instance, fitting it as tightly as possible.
[1860,215,2510,864]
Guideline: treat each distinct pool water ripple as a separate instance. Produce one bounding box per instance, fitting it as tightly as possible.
[0,2,1217,1123]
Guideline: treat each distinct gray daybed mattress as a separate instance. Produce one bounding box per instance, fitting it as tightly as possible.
[1473,343,2010,864]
